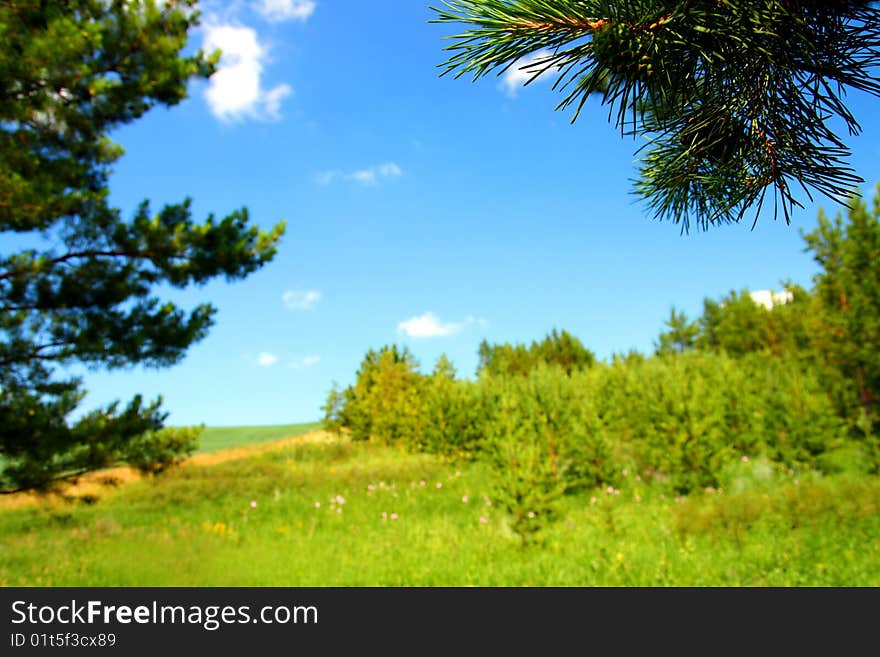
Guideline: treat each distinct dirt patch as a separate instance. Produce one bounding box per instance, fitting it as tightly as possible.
[0,429,337,510]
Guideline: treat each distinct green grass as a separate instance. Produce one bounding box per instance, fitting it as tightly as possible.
[1,436,878,586]
[195,422,322,454]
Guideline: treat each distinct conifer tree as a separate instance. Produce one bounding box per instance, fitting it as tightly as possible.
[432,1,880,230]
[655,307,698,355]
[0,1,285,491]
[803,186,880,438]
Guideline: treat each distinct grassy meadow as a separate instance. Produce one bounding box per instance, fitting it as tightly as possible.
[1,428,878,586]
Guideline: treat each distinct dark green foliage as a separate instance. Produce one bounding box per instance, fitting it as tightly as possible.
[0,394,164,492]
[590,20,659,84]
[802,189,880,441]
[122,425,203,475]
[432,1,880,229]
[0,1,285,491]
[477,328,595,376]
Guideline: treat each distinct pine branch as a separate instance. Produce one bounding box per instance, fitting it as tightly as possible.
[433,0,880,230]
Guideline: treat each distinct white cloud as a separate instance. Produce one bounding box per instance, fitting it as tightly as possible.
[750,289,794,310]
[282,289,321,311]
[262,83,293,120]
[501,49,558,97]
[378,162,402,178]
[289,355,321,369]
[202,23,292,121]
[397,312,484,338]
[399,313,459,337]
[255,0,316,22]
[317,162,403,186]
[256,352,279,367]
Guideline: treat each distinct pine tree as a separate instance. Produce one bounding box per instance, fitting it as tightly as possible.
[655,307,698,355]
[0,1,285,491]
[803,185,880,439]
[477,329,595,376]
[432,1,880,230]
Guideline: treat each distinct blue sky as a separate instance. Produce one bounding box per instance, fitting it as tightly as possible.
[72,1,880,427]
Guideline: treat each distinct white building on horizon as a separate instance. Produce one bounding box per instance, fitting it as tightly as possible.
[749,289,794,310]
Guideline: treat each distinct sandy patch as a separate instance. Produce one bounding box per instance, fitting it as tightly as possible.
[0,429,338,510]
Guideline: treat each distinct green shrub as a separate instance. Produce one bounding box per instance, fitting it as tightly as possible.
[480,365,616,543]
[323,345,425,446]
[594,352,845,492]
[123,425,202,475]
[325,338,856,499]
[418,356,485,458]
[481,373,570,544]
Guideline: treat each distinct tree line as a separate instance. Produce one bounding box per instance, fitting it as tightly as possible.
[323,190,880,538]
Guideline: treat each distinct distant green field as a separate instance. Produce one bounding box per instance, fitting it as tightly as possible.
[195,422,322,454]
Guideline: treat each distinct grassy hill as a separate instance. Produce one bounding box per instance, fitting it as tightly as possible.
[1,430,878,586]
[196,422,322,454]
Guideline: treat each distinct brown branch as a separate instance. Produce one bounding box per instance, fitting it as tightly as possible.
[508,11,675,35]
[745,127,785,190]
[511,17,608,33]
[646,13,675,31]
[0,341,72,368]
